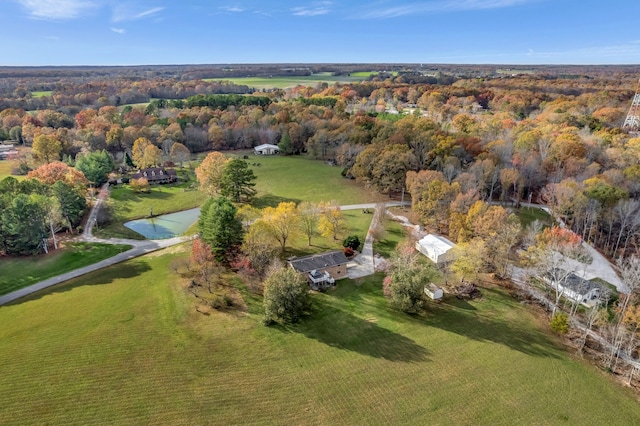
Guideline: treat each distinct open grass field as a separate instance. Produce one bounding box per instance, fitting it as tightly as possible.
[516,206,552,227]
[244,154,384,208]
[1,249,639,425]
[96,179,204,239]
[31,90,52,98]
[0,242,131,296]
[286,210,374,258]
[0,159,13,179]
[205,73,365,89]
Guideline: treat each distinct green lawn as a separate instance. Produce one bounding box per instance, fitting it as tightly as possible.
[286,210,373,258]
[0,160,13,179]
[96,180,204,239]
[0,242,131,296]
[205,73,365,89]
[31,90,52,98]
[516,206,552,227]
[1,250,640,424]
[245,154,383,208]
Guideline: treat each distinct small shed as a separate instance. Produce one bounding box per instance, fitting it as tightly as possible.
[416,234,457,265]
[254,144,279,155]
[424,283,444,300]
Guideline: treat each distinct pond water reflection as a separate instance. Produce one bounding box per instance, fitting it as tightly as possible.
[124,207,200,239]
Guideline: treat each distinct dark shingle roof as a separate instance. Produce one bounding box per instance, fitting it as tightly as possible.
[547,269,603,295]
[132,167,177,181]
[289,251,349,273]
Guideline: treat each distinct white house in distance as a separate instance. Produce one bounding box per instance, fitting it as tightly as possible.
[416,234,457,265]
[254,144,279,155]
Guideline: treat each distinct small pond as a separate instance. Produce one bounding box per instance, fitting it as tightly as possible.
[124,207,200,239]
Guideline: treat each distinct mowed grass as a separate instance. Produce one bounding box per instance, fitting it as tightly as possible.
[0,242,131,296]
[96,181,204,239]
[31,90,52,98]
[516,206,552,227]
[1,250,640,424]
[286,210,373,258]
[246,154,384,207]
[205,73,365,89]
[0,160,13,179]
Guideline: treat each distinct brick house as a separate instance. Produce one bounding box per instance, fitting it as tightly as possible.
[288,251,349,290]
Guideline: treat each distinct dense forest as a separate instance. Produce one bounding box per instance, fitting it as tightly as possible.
[1,64,640,260]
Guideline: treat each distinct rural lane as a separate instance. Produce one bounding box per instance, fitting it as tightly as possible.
[0,200,408,306]
[0,236,192,306]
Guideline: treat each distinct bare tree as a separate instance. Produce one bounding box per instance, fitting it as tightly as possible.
[614,199,640,256]
[607,255,640,370]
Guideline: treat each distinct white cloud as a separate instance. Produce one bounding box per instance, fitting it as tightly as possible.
[111,27,126,34]
[360,0,538,19]
[17,0,96,20]
[222,6,245,13]
[112,5,165,22]
[292,1,332,16]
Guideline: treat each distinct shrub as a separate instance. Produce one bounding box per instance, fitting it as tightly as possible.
[550,312,569,335]
[343,235,361,251]
[344,247,355,257]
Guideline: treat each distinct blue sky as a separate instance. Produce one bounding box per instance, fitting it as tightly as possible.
[1,0,639,66]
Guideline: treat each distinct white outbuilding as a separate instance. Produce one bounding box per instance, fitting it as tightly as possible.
[254,144,280,155]
[415,234,457,265]
[424,283,444,300]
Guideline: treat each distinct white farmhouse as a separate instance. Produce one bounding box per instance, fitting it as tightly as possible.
[415,234,457,265]
[253,144,280,155]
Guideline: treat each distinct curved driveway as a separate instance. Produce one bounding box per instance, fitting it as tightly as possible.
[0,197,409,306]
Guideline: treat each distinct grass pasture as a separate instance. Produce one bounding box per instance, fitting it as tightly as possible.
[0,159,13,179]
[96,180,204,239]
[31,90,52,98]
[245,154,383,208]
[206,72,365,89]
[0,242,131,296]
[1,250,640,424]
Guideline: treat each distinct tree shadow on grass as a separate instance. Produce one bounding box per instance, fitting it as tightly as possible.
[284,302,430,363]
[6,261,152,306]
[420,291,563,359]
[440,296,477,311]
[251,193,301,209]
[334,278,562,360]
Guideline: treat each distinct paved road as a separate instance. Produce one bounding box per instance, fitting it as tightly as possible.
[1,200,408,306]
[0,236,192,306]
[340,201,409,211]
[504,201,625,293]
[0,182,192,307]
[83,183,109,239]
[346,206,379,279]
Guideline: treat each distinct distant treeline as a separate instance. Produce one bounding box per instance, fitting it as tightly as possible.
[149,94,272,110]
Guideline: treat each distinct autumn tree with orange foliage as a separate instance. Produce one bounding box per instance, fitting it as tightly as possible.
[27,161,88,195]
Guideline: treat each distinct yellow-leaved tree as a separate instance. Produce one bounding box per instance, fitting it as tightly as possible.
[261,201,299,252]
[318,200,345,240]
[195,151,228,196]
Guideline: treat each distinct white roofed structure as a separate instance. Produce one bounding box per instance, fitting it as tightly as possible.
[416,234,457,265]
[254,144,279,155]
